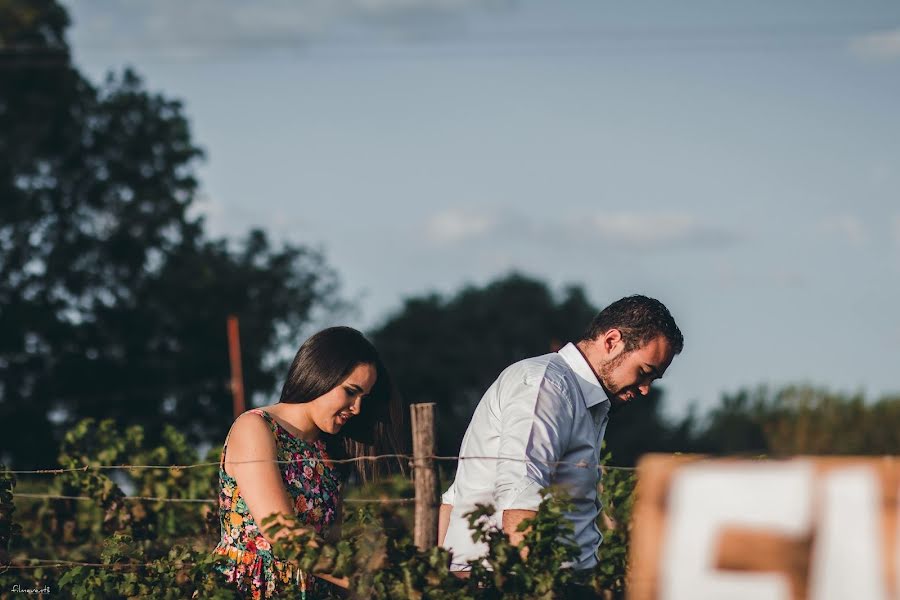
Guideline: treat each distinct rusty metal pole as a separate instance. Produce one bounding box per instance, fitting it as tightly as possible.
[227,315,246,419]
[411,402,438,550]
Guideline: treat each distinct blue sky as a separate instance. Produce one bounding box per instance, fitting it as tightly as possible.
[64,0,900,417]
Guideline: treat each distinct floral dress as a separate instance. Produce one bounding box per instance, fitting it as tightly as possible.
[213,408,341,599]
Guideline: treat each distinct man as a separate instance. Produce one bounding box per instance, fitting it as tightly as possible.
[438,295,683,571]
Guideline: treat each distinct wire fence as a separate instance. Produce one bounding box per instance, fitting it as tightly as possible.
[6,453,634,506]
[1,452,637,574]
[6,454,639,476]
[4,559,171,571]
[12,492,415,505]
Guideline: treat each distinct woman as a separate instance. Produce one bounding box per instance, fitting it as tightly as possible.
[212,326,404,599]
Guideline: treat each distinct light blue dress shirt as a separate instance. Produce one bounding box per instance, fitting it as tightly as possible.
[440,342,611,570]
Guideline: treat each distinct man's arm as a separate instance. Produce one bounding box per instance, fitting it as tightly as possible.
[438,503,453,547]
[502,508,536,556]
[494,375,574,557]
[440,499,473,578]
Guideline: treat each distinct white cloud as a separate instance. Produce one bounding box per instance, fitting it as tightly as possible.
[893,215,900,245]
[849,28,900,61]
[66,0,509,54]
[579,213,739,250]
[817,215,867,245]
[587,213,690,246]
[422,209,740,252]
[356,0,479,8]
[425,209,495,244]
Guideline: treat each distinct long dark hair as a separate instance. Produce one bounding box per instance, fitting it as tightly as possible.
[278,326,406,481]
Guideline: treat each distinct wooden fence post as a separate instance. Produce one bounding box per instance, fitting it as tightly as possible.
[411,402,438,550]
[226,315,246,419]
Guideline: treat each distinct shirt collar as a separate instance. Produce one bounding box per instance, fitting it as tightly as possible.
[557,342,610,408]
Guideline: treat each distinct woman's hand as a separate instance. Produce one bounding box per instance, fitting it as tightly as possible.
[316,574,350,590]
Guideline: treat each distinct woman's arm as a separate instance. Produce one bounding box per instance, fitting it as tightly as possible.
[225,413,297,542]
[317,497,350,589]
[317,574,350,590]
[227,414,351,590]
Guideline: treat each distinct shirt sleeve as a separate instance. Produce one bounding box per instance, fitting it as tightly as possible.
[441,480,456,505]
[493,371,575,513]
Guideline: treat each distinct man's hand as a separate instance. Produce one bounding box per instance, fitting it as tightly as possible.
[502,509,537,560]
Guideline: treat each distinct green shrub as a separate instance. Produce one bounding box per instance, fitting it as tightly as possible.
[1,419,633,599]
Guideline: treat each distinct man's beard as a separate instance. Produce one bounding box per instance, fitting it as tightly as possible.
[597,351,633,413]
[597,351,628,397]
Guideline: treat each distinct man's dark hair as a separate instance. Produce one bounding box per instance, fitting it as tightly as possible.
[581,295,684,354]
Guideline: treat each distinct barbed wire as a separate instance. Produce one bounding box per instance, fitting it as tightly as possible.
[15,492,213,504]
[2,559,196,571]
[14,451,863,477]
[441,456,638,472]
[1,452,635,522]
[0,552,659,581]
[12,492,414,505]
[5,454,639,475]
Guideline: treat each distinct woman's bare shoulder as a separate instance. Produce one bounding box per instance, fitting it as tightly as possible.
[226,411,277,457]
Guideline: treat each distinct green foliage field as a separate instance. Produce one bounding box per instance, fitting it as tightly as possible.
[3,385,897,598]
[0,419,634,599]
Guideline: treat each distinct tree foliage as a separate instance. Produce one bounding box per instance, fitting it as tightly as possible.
[371,273,599,457]
[370,272,700,466]
[0,0,341,468]
[695,385,900,456]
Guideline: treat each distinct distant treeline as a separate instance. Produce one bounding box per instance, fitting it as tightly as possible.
[368,274,899,464]
[603,384,899,465]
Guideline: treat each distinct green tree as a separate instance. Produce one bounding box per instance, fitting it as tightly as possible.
[0,0,341,468]
[371,273,598,457]
[694,385,900,456]
[603,389,703,466]
[371,272,696,466]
